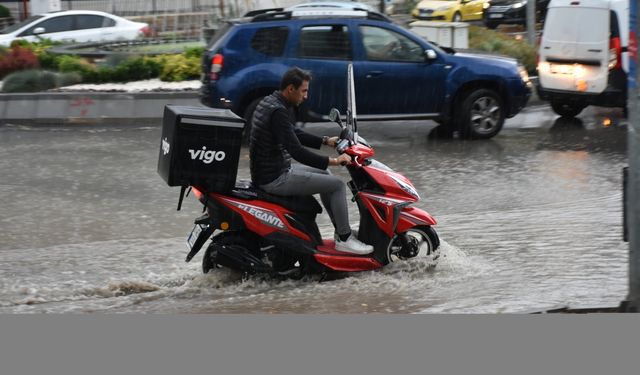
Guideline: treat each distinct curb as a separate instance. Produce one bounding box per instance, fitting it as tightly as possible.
[0,91,201,126]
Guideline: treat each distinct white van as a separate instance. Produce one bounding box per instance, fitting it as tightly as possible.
[536,0,628,117]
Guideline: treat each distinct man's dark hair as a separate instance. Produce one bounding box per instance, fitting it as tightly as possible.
[280,67,312,90]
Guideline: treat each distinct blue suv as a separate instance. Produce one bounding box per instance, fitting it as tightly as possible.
[201,8,531,139]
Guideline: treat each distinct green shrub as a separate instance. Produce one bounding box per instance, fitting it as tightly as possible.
[111,57,161,82]
[100,53,132,68]
[55,55,97,82]
[1,69,83,92]
[155,54,200,82]
[468,25,537,74]
[57,71,83,87]
[184,46,205,59]
[36,50,58,70]
[0,5,11,18]
[1,70,58,92]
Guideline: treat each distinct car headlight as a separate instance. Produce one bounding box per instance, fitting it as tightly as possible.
[483,2,491,9]
[512,1,526,9]
[518,64,531,86]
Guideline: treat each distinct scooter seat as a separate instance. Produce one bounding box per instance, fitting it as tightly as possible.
[230,180,323,215]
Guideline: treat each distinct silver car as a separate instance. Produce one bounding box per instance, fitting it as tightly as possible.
[0,10,150,47]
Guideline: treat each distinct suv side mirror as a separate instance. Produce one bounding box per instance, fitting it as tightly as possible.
[32,27,46,35]
[425,49,437,61]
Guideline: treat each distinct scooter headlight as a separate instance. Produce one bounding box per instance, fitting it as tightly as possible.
[390,175,420,200]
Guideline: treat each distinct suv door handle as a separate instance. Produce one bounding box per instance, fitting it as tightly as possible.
[365,71,384,78]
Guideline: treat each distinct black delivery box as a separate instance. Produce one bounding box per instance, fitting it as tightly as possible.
[158,105,245,192]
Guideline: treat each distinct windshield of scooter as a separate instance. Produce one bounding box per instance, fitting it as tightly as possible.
[368,159,393,172]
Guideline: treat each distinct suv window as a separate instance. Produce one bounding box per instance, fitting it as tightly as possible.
[297,25,351,60]
[251,26,289,56]
[360,26,423,62]
[20,15,74,35]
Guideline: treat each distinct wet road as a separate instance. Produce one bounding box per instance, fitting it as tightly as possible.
[0,104,629,313]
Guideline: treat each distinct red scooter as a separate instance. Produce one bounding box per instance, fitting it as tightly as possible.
[184,65,440,278]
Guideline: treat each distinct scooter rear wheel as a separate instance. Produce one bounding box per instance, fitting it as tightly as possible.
[385,226,440,267]
[202,231,257,274]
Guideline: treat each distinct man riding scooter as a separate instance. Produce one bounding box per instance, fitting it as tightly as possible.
[249,67,373,255]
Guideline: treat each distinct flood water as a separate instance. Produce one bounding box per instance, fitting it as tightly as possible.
[0,105,629,313]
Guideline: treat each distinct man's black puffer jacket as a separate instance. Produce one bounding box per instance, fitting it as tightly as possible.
[249,91,328,186]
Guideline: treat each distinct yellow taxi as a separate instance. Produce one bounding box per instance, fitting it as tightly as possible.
[412,0,490,22]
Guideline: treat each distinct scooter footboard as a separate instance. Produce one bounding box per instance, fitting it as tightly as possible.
[396,207,437,234]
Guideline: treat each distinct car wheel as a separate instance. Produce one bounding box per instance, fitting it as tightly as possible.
[550,100,586,118]
[456,88,505,139]
[242,97,264,143]
[452,12,462,22]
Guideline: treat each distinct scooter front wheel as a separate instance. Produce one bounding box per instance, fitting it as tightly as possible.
[385,226,440,267]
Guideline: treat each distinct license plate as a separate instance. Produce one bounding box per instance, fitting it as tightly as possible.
[550,64,574,75]
[186,224,206,251]
[489,13,503,19]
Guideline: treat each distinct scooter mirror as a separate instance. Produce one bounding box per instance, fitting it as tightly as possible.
[329,108,343,127]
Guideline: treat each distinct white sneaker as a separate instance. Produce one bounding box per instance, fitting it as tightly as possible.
[335,233,373,255]
[334,229,358,241]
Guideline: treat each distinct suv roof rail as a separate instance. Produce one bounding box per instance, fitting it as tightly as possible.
[243,8,284,17]
[249,8,392,23]
[251,10,293,22]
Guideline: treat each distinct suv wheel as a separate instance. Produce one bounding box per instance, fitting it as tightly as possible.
[456,88,505,139]
[242,97,264,142]
[550,100,586,118]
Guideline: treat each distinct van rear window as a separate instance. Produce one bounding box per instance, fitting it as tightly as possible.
[544,7,608,43]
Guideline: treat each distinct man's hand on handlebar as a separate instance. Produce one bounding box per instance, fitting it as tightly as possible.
[323,136,339,148]
[329,153,352,167]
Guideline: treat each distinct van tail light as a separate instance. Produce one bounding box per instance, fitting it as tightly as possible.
[609,36,622,70]
[210,54,224,80]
